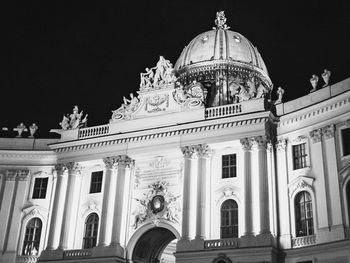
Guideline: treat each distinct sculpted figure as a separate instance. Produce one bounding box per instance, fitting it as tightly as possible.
[29,123,38,137]
[59,106,88,130]
[310,74,319,92]
[154,56,173,85]
[275,86,285,104]
[140,67,155,89]
[123,93,139,112]
[321,69,331,87]
[14,123,27,137]
[256,82,268,98]
[246,77,256,97]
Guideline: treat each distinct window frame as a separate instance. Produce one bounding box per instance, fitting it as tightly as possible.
[89,171,103,194]
[221,154,237,179]
[292,143,308,170]
[340,126,350,157]
[83,213,99,249]
[32,177,49,199]
[294,191,314,237]
[220,199,238,239]
[22,217,42,256]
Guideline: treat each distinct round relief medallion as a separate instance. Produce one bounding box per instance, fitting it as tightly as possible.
[150,195,165,214]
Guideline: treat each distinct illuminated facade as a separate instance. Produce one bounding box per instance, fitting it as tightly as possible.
[1,12,350,263]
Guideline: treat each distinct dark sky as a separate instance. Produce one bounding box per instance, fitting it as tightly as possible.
[2,1,350,137]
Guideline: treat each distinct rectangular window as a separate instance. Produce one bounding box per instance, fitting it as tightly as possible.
[222,154,237,178]
[342,128,350,156]
[89,171,103,194]
[292,143,307,170]
[32,178,48,199]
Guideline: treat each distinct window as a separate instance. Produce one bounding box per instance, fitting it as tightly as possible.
[220,199,238,238]
[292,143,307,170]
[295,191,314,237]
[89,171,103,193]
[342,128,350,156]
[32,178,48,199]
[222,154,237,178]
[83,213,99,249]
[22,218,42,255]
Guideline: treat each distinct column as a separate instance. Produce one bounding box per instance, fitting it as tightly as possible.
[275,139,292,248]
[267,142,277,236]
[110,155,134,247]
[46,165,68,250]
[195,144,212,240]
[180,146,197,240]
[253,136,270,235]
[309,129,330,230]
[322,125,343,229]
[59,162,82,249]
[240,138,253,236]
[98,157,118,246]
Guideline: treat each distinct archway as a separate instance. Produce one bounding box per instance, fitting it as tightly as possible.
[132,227,176,263]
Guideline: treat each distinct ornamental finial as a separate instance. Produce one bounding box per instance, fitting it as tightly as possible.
[214,11,230,30]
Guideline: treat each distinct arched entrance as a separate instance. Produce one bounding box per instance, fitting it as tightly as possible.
[132,227,176,263]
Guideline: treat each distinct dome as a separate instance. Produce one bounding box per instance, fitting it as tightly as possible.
[174,11,272,108]
[175,30,268,74]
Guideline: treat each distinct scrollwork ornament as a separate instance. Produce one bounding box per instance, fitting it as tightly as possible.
[240,138,253,151]
[196,144,212,158]
[103,156,117,169]
[181,146,197,159]
[65,162,82,174]
[116,155,135,168]
[6,170,18,181]
[17,170,30,181]
[276,139,287,151]
[322,124,335,139]
[309,129,322,143]
[55,164,68,174]
[252,136,267,149]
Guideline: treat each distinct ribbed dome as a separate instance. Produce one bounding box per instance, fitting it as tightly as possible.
[175,29,268,75]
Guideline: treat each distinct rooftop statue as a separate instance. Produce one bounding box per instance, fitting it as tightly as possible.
[111,93,140,121]
[29,123,38,138]
[275,86,285,104]
[13,123,27,137]
[139,56,176,91]
[322,69,331,87]
[214,11,230,30]
[59,106,88,130]
[310,74,319,93]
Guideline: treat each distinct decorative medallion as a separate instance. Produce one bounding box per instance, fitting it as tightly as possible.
[150,195,165,214]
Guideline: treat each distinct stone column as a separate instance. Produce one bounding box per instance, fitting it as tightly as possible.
[240,138,253,236]
[98,157,118,247]
[110,155,134,247]
[180,146,197,240]
[46,165,68,250]
[195,144,212,240]
[322,125,343,231]
[253,136,270,235]
[275,139,292,248]
[59,162,82,249]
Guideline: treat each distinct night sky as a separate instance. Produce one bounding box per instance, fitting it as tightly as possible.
[2,1,350,137]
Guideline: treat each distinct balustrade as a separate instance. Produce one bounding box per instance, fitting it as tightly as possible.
[78,125,109,139]
[63,249,92,258]
[205,104,242,119]
[292,235,316,248]
[16,255,38,263]
[204,238,240,249]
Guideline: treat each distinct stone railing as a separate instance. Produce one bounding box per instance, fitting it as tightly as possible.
[292,235,316,248]
[78,124,110,139]
[205,104,242,119]
[63,249,92,259]
[16,255,38,263]
[204,238,240,250]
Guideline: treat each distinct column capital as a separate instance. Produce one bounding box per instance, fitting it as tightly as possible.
[65,162,83,174]
[322,124,335,139]
[240,138,253,151]
[276,138,287,151]
[55,164,68,174]
[181,146,197,159]
[5,169,30,181]
[103,156,118,169]
[252,136,267,150]
[310,128,322,143]
[195,144,212,158]
[115,155,134,168]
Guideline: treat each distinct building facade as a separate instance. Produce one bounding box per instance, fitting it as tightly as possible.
[1,12,350,263]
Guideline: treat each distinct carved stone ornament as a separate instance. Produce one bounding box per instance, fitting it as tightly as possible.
[54,164,68,174]
[115,155,135,168]
[181,146,197,159]
[321,69,331,87]
[103,156,118,169]
[309,129,322,143]
[149,156,170,169]
[13,123,28,137]
[322,124,335,139]
[289,176,314,198]
[252,136,267,149]
[145,94,169,113]
[29,123,38,138]
[6,169,29,181]
[275,86,285,104]
[172,81,204,109]
[240,138,253,151]
[65,162,82,174]
[309,74,319,92]
[59,105,88,130]
[276,138,287,151]
[111,93,140,121]
[214,11,230,30]
[293,135,308,143]
[132,181,180,229]
[195,144,212,158]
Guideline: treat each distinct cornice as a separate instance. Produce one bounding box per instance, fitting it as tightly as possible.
[53,116,270,153]
[278,95,350,128]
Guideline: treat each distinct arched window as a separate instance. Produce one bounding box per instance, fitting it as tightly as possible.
[83,213,99,249]
[295,191,314,237]
[22,218,42,255]
[220,199,238,238]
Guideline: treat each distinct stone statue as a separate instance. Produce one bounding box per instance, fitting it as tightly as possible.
[29,123,38,138]
[310,74,319,92]
[59,106,88,130]
[256,82,268,98]
[214,11,229,30]
[123,93,139,112]
[140,67,155,89]
[153,56,175,86]
[322,69,331,87]
[13,123,27,137]
[275,86,285,104]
